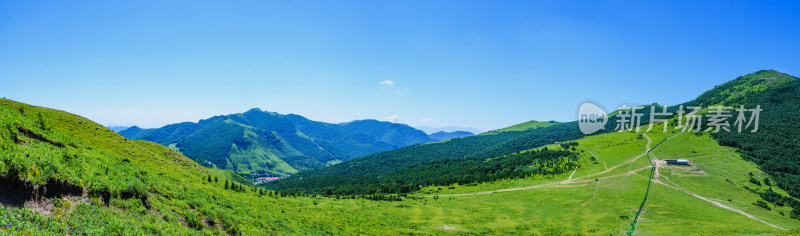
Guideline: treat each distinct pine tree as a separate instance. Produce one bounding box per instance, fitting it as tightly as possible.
[225,180,229,189]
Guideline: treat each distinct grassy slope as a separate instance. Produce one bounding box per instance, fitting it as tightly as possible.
[687,69,797,107]
[1,98,798,235]
[0,99,434,235]
[487,120,558,133]
[409,124,800,234]
[266,103,677,193]
[639,131,799,234]
[4,70,800,235]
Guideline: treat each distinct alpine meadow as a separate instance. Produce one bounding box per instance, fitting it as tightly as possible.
[2,1,800,235]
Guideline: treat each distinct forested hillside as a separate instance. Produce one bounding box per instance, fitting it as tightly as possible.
[119,109,433,175]
[265,70,800,203]
[264,118,617,193]
[711,78,800,207]
[2,70,799,235]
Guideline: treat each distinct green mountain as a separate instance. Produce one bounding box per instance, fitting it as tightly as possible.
[3,70,800,235]
[119,109,433,175]
[339,120,433,147]
[704,70,800,197]
[263,117,601,194]
[428,131,474,141]
[266,70,800,206]
[491,120,559,133]
[259,70,800,234]
[0,99,464,235]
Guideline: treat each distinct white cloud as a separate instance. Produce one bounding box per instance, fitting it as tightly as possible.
[420,118,433,123]
[395,89,407,95]
[379,80,394,86]
[383,114,404,123]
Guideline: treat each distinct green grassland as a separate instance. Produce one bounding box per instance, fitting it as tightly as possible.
[402,121,800,234]
[485,120,559,133]
[407,122,800,235]
[0,99,430,235]
[0,98,662,235]
[3,70,800,235]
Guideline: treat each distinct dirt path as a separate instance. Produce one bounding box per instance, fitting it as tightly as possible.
[653,178,786,230]
[570,133,652,181]
[424,131,787,231]
[429,165,654,197]
[567,166,578,180]
[430,133,656,198]
[646,132,785,231]
[585,150,608,170]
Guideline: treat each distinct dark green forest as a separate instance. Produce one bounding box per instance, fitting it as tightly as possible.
[267,144,580,195]
[711,79,800,218]
[264,103,673,194]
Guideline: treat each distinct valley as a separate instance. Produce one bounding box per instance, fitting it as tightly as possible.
[2,71,800,235]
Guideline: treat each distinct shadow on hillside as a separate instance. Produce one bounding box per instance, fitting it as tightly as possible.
[0,174,83,207]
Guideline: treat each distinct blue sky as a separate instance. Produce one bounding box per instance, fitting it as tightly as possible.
[1,0,799,131]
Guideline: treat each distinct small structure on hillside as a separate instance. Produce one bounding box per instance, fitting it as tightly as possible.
[664,159,690,165]
[554,142,560,146]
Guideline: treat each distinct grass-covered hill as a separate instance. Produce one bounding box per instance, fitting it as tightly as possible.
[119,108,433,175]
[0,99,471,235]
[263,118,609,194]
[261,70,800,234]
[265,70,800,200]
[489,119,559,133]
[708,71,800,199]
[0,98,318,234]
[262,110,675,194]
[669,69,800,202]
[2,69,800,234]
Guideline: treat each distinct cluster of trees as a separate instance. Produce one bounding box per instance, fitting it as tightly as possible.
[204,174,285,198]
[224,179,248,193]
[269,148,580,196]
[559,141,579,150]
[266,188,406,202]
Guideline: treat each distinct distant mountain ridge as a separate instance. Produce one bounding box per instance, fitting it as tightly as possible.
[105,125,131,132]
[264,70,800,203]
[428,131,474,141]
[415,125,483,135]
[119,108,434,174]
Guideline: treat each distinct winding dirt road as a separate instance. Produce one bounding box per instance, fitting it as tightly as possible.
[653,178,786,230]
[431,134,654,197]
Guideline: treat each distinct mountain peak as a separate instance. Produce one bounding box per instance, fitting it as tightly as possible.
[689,70,798,107]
